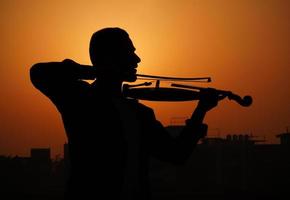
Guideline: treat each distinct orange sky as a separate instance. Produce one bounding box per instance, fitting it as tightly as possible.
[1,0,290,158]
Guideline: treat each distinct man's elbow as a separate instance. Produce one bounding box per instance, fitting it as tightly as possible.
[29,63,45,89]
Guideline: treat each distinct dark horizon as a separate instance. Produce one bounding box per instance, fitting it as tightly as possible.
[1,126,288,159]
[1,134,289,199]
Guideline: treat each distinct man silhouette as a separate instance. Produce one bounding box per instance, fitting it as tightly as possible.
[30,27,219,200]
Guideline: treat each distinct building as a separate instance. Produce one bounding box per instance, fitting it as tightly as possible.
[30,148,52,176]
[149,126,290,199]
[276,132,290,145]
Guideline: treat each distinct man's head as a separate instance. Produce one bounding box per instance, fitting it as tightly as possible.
[89,27,141,82]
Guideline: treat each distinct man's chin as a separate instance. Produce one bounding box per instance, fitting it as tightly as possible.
[125,76,137,82]
[123,74,137,82]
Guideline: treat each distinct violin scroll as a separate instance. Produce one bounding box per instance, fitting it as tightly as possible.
[226,93,253,107]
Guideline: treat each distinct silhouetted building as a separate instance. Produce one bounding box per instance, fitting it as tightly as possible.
[30,148,51,161]
[277,132,290,145]
[63,143,69,161]
[0,151,65,199]
[63,143,70,179]
[30,148,52,176]
[148,126,290,199]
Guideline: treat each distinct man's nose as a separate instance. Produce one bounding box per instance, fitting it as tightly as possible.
[134,53,141,64]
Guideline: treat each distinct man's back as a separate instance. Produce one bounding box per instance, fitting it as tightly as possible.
[30,63,157,198]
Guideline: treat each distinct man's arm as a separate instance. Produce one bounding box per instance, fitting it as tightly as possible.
[146,112,207,165]
[147,89,220,165]
[30,59,96,102]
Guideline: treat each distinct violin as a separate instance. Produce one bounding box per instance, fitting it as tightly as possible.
[123,74,253,107]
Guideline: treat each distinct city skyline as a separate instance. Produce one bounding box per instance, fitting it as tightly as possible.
[1,128,288,159]
[1,134,289,199]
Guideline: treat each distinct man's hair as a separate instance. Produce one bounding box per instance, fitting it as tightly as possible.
[89,27,129,66]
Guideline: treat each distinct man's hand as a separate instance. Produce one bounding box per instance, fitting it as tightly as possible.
[197,88,224,112]
[62,59,97,80]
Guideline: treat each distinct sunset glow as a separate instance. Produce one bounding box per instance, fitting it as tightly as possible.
[1,0,290,157]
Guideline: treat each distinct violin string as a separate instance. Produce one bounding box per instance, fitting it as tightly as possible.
[137,78,209,82]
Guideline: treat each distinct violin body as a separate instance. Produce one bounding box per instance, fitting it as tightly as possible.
[123,87,200,101]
